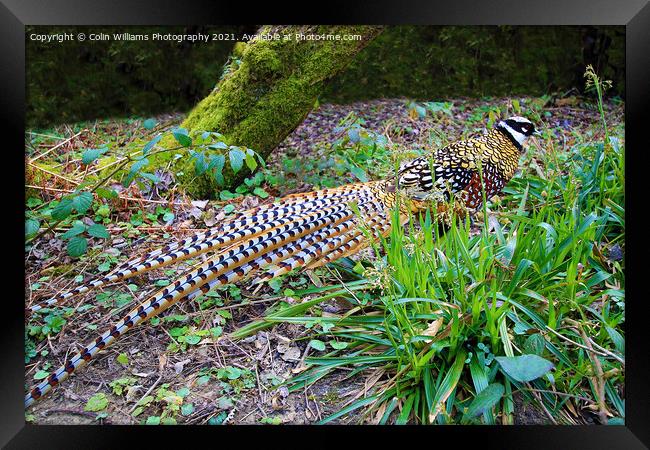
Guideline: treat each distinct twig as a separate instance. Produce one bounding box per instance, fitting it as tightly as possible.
[544,325,610,358]
[26,184,191,206]
[27,160,79,185]
[31,130,86,162]
[573,322,610,424]
[128,375,162,415]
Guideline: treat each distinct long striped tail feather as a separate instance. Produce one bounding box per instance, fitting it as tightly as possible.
[28,182,383,313]
[25,182,393,407]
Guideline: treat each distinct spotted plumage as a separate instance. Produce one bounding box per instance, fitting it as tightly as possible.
[25,116,535,408]
[397,116,536,210]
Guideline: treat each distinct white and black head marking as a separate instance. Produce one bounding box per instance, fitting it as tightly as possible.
[496,116,536,151]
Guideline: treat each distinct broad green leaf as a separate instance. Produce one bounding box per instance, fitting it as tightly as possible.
[523,333,546,356]
[496,354,554,382]
[350,165,368,182]
[67,236,88,257]
[85,393,109,412]
[95,187,118,199]
[88,223,110,239]
[61,221,87,239]
[72,191,94,214]
[51,198,74,221]
[253,187,269,199]
[172,129,192,147]
[181,403,194,416]
[143,118,157,130]
[208,141,228,150]
[208,154,226,185]
[309,339,326,351]
[219,366,242,380]
[124,158,149,186]
[329,341,348,350]
[184,334,201,345]
[25,219,40,238]
[142,134,162,155]
[192,151,208,175]
[140,172,160,183]
[463,383,504,421]
[176,387,190,398]
[245,152,258,171]
[145,416,161,425]
[116,353,129,366]
[229,147,245,173]
[82,148,108,164]
[33,370,49,380]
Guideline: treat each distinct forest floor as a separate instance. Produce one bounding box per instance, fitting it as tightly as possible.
[24,96,625,425]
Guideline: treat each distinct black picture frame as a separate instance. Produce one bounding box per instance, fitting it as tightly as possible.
[3,0,648,447]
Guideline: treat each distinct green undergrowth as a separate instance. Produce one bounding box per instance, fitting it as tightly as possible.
[233,71,625,424]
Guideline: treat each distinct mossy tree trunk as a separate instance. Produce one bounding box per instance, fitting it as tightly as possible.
[163,25,383,198]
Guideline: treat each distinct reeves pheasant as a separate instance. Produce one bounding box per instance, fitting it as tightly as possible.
[25,116,537,407]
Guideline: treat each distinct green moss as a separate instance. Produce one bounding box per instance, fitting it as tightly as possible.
[157,25,383,198]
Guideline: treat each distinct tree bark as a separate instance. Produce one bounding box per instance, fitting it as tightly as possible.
[161,25,384,198]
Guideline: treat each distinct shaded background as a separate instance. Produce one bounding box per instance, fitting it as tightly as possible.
[26,25,624,128]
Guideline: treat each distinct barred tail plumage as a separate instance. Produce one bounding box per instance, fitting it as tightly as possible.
[28,183,385,313]
[25,180,401,407]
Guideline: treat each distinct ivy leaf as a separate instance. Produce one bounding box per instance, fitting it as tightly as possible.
[172,128,192,147]
[228,147,245,173]
[25,219,40,238]
[88,223,110,239]
[72,191,94,214]
[85,393,109,412]
[82,148,108,165]
[51,198,74,221]
[67,236,88,257]
[496,354,554,382]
